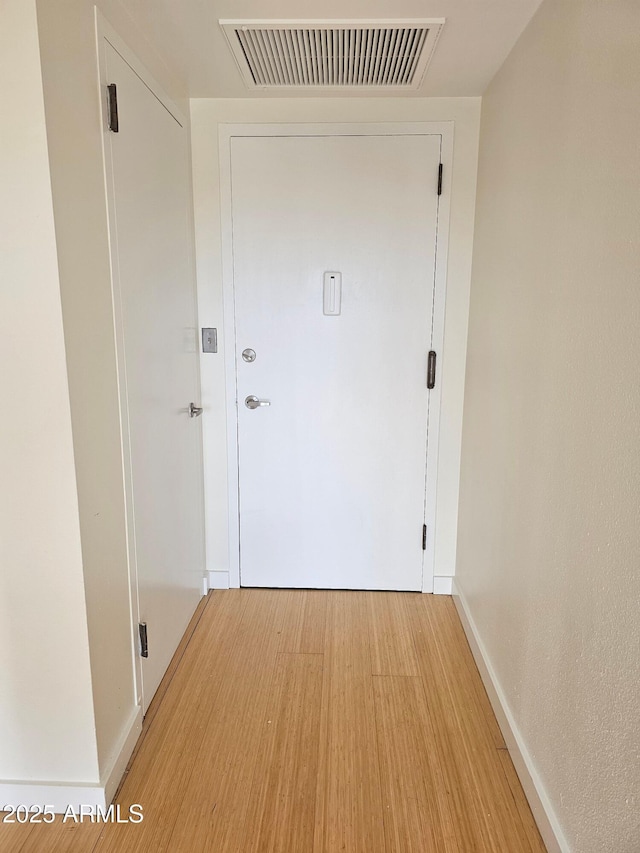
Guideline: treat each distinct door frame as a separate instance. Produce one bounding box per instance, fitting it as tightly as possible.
[219,122,453,593]
[95,11,194,708]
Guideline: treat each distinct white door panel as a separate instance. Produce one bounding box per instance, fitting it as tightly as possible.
[231,135,440,590]
[104,43,204,709]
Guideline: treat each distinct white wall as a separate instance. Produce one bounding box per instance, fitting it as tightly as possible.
[0,0,98,784]
[456,1,640,850]
[191,97,481,586]
[0,0,193,796]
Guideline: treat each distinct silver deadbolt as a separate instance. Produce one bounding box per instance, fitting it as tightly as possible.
[189,402,203,417]
[245,395,271,410]
[242,348,256,363]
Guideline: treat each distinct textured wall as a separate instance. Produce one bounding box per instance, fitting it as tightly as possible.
[456,1,640,850]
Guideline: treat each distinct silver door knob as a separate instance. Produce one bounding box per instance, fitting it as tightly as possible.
[245,395,271,410]
[189,403,203,417]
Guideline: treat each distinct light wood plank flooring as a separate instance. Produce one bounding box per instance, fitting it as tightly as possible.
[1,590,546,852]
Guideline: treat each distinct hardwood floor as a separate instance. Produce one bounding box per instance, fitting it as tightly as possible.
[0,590,546,852]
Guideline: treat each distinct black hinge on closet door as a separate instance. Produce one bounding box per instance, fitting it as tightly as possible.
[139,622,148,658]
[107,83,119,132]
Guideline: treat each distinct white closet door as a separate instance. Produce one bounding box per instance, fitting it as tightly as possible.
[104,41,204,709]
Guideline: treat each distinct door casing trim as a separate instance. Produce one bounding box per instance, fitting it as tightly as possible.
[219,121,453,593]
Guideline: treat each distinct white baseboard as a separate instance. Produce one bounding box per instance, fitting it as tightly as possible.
[0,781,107,814]
[452,581,569,853]
[0,706,143,814]
[202,575,209,596]
[208,570,230,589]
[433,576,453,595]
[102,706,143,805]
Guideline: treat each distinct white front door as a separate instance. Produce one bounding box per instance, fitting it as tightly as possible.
[230,134,441,591]
[103,40,205,709]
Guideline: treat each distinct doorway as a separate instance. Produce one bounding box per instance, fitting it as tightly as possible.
[99,25,205,710]
[222,126,449,592]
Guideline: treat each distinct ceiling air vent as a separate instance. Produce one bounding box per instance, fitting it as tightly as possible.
[220,19,445,90]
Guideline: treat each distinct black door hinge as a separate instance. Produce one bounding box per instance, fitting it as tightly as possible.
[422,525,427,551]
[107,83,119,133]
[139,622,148,658]
[437,163,443,196]
[427,350,437,389]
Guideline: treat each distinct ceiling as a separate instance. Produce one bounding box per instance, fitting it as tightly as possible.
[122,0,544,98]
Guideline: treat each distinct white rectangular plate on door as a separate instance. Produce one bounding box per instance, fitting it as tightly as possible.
[323,271,342,316]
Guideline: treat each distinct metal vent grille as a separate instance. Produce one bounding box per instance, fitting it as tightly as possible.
[220,20,445,90]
